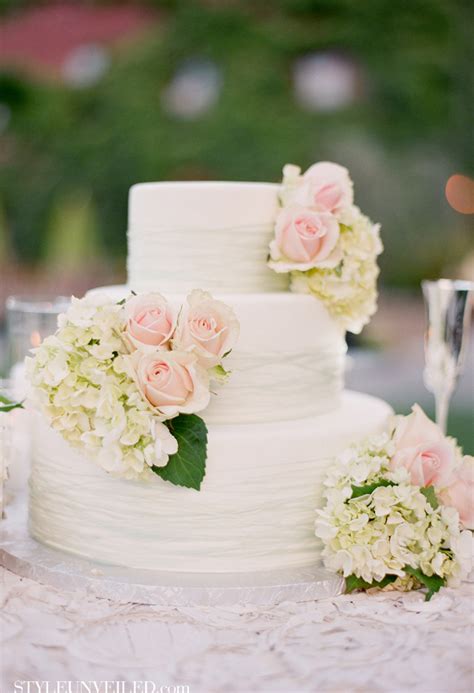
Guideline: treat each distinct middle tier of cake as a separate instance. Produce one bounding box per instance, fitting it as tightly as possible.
[90,287,347,424]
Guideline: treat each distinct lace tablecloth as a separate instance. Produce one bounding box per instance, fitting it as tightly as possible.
[1,566,473,693]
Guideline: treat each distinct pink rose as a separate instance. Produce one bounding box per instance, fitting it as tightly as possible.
[294,161,353,213]
[132,350,210,418]
[268,205,341,272]
[439,456,474,529]
[390,404,456,488]
[125,293,175,351]
[173,290,240,367]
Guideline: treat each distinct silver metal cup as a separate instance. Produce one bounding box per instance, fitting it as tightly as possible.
[422,279,474,433]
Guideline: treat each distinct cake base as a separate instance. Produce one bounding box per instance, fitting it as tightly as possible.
[1,493,344,606]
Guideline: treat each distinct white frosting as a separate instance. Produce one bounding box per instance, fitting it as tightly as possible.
[127,182,288,293]
[29,392,393,573]
[205,349,343,423]
[89,286,347,423]
[29,181,390,575]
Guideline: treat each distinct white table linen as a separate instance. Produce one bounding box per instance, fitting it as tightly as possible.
[1,567,473,692]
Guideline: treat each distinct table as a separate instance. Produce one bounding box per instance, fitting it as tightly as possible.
[1,567,473,692]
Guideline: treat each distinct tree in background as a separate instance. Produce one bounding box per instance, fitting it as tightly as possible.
[0,0,472,285]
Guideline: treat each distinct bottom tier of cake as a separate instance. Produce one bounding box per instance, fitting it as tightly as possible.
[29,391,392,573]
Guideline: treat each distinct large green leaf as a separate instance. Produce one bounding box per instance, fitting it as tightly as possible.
[345,573,397,594]
[152,414,208,491]
[405,566,445,601]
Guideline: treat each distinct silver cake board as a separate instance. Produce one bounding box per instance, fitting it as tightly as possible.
[0,493,344,607]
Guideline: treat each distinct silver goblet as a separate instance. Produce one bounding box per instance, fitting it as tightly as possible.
[422,279,474,434]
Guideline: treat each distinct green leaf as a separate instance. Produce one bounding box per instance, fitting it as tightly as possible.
[0,394,24,413]
[345,574,397,594]
[152,414,208,490]
[334,262,344,277]
[210,363,230,383]
[405,566,445,601]
[350,479,395,499]
[116,298,126,306]
[420,485,439,509]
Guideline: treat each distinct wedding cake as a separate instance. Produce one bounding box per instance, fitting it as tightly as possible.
[28,164,392,573]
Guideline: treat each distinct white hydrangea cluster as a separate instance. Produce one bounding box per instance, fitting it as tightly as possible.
[269,161,382,333]
[320,432,395,502]
[292,210,382,333]
[27,294,175,481]
[315,434,473,596]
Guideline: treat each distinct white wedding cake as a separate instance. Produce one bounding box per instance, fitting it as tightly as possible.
[29,170,392,573]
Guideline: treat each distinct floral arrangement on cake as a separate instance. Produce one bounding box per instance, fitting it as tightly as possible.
[27,290,239,489]
[268,162,382,333]
[315,405,473,600]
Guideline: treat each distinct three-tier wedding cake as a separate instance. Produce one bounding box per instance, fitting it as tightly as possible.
[28,164,392,573]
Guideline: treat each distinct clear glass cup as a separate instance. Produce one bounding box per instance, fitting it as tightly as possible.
[5,295,70,371]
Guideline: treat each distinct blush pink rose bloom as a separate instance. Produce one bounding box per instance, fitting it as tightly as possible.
[390,404,456,489]
[268,205,341,272]
[132,350,210,418]
[173,290,240,367]
[439,456,474,529]
[294,161,353,213]
[125,293,175,351]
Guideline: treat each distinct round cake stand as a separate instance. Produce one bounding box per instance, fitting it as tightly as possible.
[0,493,344,607]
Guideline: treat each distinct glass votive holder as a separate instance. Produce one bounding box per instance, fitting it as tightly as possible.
[5,295,70,371]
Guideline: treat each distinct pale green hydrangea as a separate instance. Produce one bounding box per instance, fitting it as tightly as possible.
[291,209,382,333]
[27,294,176,481]
[269,162,382,333]
[316,434,473,596]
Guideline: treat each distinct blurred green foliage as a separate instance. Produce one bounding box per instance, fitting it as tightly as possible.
[0,0,472,283]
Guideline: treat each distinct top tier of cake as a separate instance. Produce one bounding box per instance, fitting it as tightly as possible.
[128,182,289,294]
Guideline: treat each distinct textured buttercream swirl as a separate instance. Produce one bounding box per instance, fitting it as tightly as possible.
[29,393,393,573]
[127,224,289,294]
[204,347,346,423]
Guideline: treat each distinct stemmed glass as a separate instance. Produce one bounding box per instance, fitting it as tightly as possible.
[422,279,474,433]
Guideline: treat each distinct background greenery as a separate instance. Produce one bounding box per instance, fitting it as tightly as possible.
[0,0,473,286]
